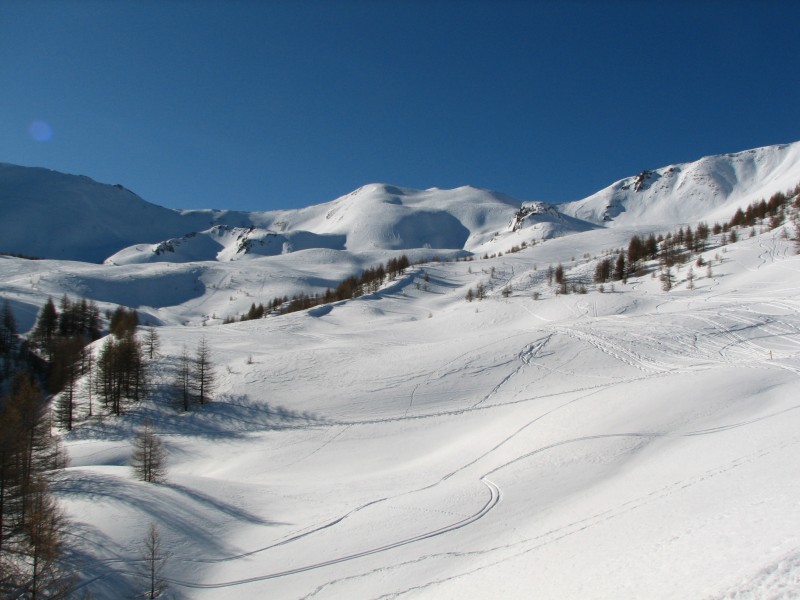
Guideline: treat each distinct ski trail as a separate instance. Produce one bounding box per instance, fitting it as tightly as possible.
[370,430,800,599]
[169,479,500,590]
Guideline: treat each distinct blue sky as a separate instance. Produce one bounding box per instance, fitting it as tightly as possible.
[2,1,799,212]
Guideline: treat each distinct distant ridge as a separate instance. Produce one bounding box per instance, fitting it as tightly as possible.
[2,141,799,263]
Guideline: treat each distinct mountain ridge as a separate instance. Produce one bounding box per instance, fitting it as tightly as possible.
[558,141,800,226]
[2,141,799,264]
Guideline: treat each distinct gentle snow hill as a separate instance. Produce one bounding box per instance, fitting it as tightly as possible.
[559,141,800,227]
[105,225,348,265]
[4,142,800,598]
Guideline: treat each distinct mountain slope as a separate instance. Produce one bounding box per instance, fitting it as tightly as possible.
[0,163,218,262]
[559,141,800,227]
[48,222,800,599]
[107,184,593,264]
[0,166,585,263]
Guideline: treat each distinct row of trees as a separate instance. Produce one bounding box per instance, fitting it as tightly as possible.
[0,300,29,387]
[726,188,797,231]
[30,295,102,361]
[227,254,412,322]
[524,183,800,299]
[590,185,800,291]
[173,338,215,412]
[19,291,217,430]
[4,293,215,600]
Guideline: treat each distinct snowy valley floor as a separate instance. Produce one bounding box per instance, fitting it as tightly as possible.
[33,227,800,598]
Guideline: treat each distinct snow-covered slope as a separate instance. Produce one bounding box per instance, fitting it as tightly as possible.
[0,163,218,263]
[37,220,800,599]
[105,225,348,265]
[6,142,800,265]
[2,141,800,599]
[560,141,800,227]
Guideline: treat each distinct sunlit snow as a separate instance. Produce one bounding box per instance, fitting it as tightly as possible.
[2,142,800,598]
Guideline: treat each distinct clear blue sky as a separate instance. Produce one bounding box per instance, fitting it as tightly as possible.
[2,0,799,211]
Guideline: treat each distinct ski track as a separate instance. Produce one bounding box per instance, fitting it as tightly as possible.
[302,422,800,600]
[370,429,800,600]
[168,479,501,590]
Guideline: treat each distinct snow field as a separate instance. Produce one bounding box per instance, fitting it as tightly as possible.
[2,142,800,597]
[27,222,797,598]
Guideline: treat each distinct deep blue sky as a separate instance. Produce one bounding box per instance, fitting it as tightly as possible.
[2,1,799,211]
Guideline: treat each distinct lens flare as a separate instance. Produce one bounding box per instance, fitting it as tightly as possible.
[28,121,53,142]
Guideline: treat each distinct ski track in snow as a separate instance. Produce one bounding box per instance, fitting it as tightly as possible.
[163,394,800,595]
[370,432,800,600]
[64,288,800,597]
[168,479,501,590]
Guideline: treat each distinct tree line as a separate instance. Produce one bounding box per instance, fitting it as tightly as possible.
[227,254,411,322]
[464,181,800,302]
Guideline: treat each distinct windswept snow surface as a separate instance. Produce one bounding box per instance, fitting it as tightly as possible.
[20,221,797,599]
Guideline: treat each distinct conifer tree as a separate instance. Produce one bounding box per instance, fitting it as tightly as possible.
[0,374,70,598]
[53,340,84,431]
[613,252,626,282]
[143,327,160,361]
[136,522,168,599]
[109,306,138,338]
[594,258,611,283]
[96,334,146,415]
[31,299,57,358]
[660,267,674,291]
[0,300,17,358]
[130,419,167,484]
[175,346,191,412]
[192,337,215,405]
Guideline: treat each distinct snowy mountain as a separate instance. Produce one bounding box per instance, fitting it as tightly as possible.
[560,141,800,226]
[0,167,579,264]
[104,184,522,265]
[0,163,218,263]
[1,141,800,599]
[4,142,800,266]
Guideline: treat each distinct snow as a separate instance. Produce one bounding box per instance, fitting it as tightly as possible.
[559,141,800,228]
[1,141,800,598]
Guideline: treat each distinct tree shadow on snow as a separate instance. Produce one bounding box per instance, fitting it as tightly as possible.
[53,467,289,597]
[66,392,326,442]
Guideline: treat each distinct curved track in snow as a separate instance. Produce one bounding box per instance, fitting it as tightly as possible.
[169,479,500,590]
